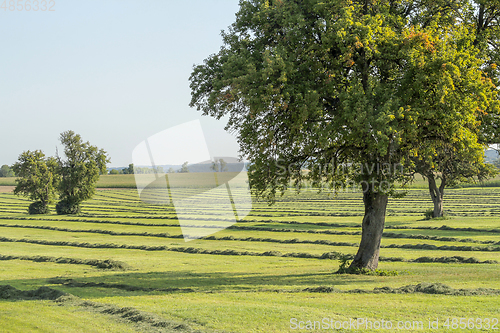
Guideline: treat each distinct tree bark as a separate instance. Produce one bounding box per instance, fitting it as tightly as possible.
[349,189,388,270]
[428,176,445,218]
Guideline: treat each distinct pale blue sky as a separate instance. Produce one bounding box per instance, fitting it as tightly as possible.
[0,0,240,166]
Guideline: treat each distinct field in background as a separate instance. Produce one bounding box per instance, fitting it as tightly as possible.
[2,172,500,189]
[0,183,499,332]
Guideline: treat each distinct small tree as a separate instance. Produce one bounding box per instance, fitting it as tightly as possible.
[210,158,228,172]
[12,150,59,214]
[56,131,109,215]
[178,161,189,173]
[122,163,134,174]
[0,165,14,177]
[109,169,121,175]
[416,142,497,218]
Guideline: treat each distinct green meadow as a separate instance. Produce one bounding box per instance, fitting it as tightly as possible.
[0,176,499,332]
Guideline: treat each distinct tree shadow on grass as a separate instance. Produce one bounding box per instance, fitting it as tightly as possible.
[0,269,378,300]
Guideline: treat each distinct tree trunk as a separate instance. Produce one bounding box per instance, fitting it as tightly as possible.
[428,176,445,218]
[349,190,388,271]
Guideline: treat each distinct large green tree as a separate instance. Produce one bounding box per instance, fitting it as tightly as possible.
[56,131,109,214]
[190,0,500,270]
[12,150,59,214]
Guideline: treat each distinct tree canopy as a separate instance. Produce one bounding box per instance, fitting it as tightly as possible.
[178,161,190,173]
[190,0,500,270]
[0,165,15,177]
[122,163,135,174]
[415,141,497,218]
[12,150,59,214]
[56,131,109,214]
[406,0,500,217]
[211,158,228,172]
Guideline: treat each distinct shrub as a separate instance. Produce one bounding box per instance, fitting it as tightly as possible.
[336,254,353,274]
[336,255,399,276]
[56,199,81,215]
[424,209,449,220]
[28,201,49,215]
[424,209,434,220]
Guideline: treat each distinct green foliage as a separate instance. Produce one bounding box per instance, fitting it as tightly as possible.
[55,198,81,215]
[121,163,134,175]
[12,150,59,214]
[28,201,50,215]
[56,131,109,214]
[108,169,121,175]
[336,253,353,274]
[424,209,448,220]
[189,0,500,202]
[417,143,499,218]
[424,209,434,220]
[189,0,500,270]
[0,165,14,177]
[336,255,400,276]
[411,0,500,215]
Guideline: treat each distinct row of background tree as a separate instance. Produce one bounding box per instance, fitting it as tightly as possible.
[108,159,236,174]
[108,162,189,175]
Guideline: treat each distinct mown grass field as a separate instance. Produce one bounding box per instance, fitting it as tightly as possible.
[2,173,500,188]
[0,176,499,332]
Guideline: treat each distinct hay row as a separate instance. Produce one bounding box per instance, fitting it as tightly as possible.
[47,278,193,293]
[0,254,128,270]
[0,237,496,264]
[383,243,500,252]
[304,283,500,296]
[1,218,499,249]
[0,285,198,333]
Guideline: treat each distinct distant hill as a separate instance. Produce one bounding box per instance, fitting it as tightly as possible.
[485,149,499,163]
